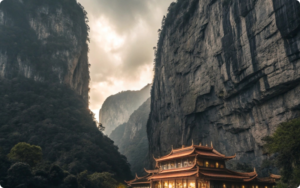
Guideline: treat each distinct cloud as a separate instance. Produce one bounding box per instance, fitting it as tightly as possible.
[77,0,173,121]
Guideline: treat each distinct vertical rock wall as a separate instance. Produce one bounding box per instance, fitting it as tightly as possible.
[0,0,90,103]
[148,0,300,173]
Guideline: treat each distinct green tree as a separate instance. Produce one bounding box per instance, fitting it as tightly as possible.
[89,172,118,188]
[263,118,300,188]
[7,142,42,167]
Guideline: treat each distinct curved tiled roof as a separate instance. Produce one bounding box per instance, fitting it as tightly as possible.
[148,169,198,180]
[154,144,236,162]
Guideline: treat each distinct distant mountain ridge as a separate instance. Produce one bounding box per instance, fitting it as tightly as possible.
[110,98,151,176]
[100,84,151,136]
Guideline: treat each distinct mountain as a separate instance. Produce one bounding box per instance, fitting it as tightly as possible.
[0,0,89,103]
[100,84,151,136]
[110,98,151,176]
[0,0,132,186]
[148,0,300,175]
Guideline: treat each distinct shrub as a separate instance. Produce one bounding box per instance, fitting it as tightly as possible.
[263,118,300,187]
[7,142,42,167]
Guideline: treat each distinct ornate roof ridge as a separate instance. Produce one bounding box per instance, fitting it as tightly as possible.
[160,163,197,174]
[270,174,281,179]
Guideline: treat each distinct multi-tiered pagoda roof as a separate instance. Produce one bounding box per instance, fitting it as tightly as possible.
[126,143,280,187]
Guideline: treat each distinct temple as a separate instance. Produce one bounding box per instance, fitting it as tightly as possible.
[125,142,280,188]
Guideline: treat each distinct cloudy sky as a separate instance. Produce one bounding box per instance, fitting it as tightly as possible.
[77,0,173,121]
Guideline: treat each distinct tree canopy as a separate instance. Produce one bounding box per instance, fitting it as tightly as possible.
[263,118,300,187]
[7,142,42,167]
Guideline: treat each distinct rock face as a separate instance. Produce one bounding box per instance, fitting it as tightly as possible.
[0,0,89,103]
[100,84,151,135]
[148,0,300,174]
[110,98,151,176]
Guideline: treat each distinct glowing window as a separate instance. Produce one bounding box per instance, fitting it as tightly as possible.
[256,186,258,188]
[216,162,219,168]
[189,180,195,188]
[220,164,224,168]
[169,180,175,188]
[223,184,226,188]
[242,186,245,188]
[163,181,168,188]
[205,161,209,167]
[183,179,187,188]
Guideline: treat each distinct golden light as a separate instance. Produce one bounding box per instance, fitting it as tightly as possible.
[223,184,226,188]
[216,162,219,168]
[205,161,209,167]
[242,185,245,188]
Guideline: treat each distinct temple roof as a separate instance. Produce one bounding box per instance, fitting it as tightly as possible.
[125,174,151,186]
[153,144,236,162]
[148,169,198,180]
[198,167,258,182]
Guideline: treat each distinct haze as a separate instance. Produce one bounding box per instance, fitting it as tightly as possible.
[76,0,173,121]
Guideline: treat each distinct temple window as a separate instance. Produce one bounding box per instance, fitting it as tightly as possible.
[231,185,235,188]
[176,180,183,188]
[242,185,245,188]
[205,161,209,167]
[210,163,215,168]
[168,163,172,169]
[164,164,168,170]
[216,162,219,168]
[223,184,226,188]
[188,180,195,188]
[163,181,168,188]
[170,161,175,169]
[188,159,194,166]
[169,180,175,188]
[177,160,182,168]
[183,179,187,188]
[220,164,224,168]
[197,159,204,166]
[154,182,161,188]
[184,160,189,167]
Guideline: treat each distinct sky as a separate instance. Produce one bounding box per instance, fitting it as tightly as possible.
[77,0,173,121]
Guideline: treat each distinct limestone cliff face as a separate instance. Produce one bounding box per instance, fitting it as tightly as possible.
[100,84,151,136]
[148,0,300,174]
[0,0,89,103]
[110,98,151,176]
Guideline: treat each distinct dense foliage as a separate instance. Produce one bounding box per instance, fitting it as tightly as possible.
[7,142,42,167]
[263,118,300,188]
[0,78,132,187]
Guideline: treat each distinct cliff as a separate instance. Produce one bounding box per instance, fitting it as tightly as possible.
[110,98,151,176]
[100,84,151,136]
[0,0,89,103]
[0,0,133,186]
[148,0,300,174]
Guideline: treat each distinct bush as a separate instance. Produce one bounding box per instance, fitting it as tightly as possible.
[263,118,300,187]
[7,142,42,167]
[6,162,33,187]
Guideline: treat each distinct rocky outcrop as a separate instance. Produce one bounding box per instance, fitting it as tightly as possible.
[148,0,300,174]
[0,0,89,103]
[100,84,151,135]
[110,98,151,176]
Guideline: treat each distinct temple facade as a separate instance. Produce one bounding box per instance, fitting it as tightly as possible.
[125,143,280,188]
